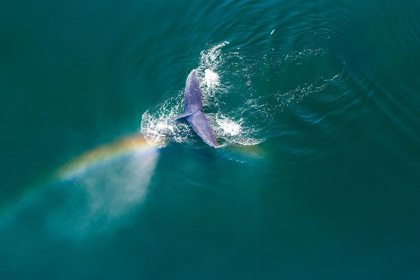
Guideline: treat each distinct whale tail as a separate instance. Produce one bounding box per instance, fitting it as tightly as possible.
[175,69,203,118]
[174,112,194,121]
[174,69,221,148]
[186,112,221,148]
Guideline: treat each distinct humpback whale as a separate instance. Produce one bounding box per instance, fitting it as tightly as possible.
[175,70,221,148]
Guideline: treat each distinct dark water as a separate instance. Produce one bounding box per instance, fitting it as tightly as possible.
[1,0,420,279]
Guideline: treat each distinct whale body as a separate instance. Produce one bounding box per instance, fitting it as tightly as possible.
[175,70,221,148]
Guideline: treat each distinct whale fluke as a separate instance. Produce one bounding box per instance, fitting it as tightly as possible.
[186,112,221,148]
[181,69,203,115]
[175,69,221,148]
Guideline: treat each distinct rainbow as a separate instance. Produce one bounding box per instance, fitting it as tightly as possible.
[0,134,158,221]
[56,134,158,180]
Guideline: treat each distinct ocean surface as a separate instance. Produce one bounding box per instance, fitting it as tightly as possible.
[1,0,420,279]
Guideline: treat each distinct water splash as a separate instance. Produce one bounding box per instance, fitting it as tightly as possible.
[141,40,346,147]
[204,69,220,89]
[141,92,193,147]
[141,41,264,147]
[216,114,241,136]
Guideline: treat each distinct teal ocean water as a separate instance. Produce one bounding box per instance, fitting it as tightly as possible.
[1,0,420,279]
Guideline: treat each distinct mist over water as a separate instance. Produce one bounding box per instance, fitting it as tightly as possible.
[1,0,420,279]
[0,139,159,240]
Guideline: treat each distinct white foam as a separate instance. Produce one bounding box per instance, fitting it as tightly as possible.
[140,92,189,147]
[205,69,220,89]
[212,113,264,146]
[198,41,229,72]
[140,41,267,148]
[216,115,241,136]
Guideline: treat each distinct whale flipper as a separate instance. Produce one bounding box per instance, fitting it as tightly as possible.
[187,112,221,148]
[175,69,221,148]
